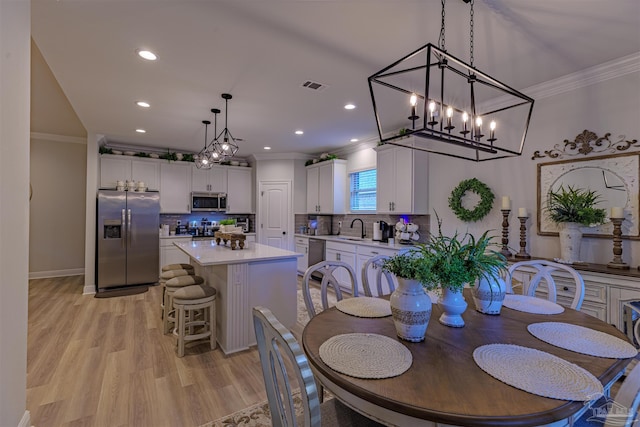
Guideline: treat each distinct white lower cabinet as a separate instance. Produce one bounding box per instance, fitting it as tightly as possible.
[159,236,192,273]
[356,246,398,296]
[325,241,357,294]
[295,237,309,274]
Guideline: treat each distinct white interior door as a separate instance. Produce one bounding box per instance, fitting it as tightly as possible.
[259,181,291,249]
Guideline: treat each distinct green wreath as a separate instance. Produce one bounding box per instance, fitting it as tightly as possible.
[448,178,495,222]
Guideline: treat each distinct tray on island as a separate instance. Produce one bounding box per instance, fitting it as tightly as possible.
[214,231,246,250]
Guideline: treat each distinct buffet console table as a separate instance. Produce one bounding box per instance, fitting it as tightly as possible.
[508,256,640,338]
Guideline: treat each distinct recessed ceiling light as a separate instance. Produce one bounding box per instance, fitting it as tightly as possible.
[264,146,271,150]
[136,49,157,61]
[344,104,356,110]
[350,138,359,142]
[136,101,150,108]
[135,129,146,133]
[295,130,304,135]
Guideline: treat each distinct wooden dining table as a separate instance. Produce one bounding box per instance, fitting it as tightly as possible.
[301,289,635,427]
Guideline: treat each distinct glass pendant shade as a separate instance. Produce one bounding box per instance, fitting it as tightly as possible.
[195,120,213,169]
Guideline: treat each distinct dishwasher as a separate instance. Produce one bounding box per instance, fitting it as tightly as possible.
[308,238,326,280]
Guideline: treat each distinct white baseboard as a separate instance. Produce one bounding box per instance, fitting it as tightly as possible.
[28,268,84,280]
[18,410,30,427]
[83,284,96,295]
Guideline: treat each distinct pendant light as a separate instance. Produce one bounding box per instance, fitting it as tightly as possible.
[368,0,534,162]
[195,120,213,169]
[212,93,239,160]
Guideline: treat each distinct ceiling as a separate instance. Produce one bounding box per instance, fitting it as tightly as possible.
[31,0,640,159]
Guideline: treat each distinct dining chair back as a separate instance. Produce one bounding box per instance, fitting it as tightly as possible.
[302,261,358,319]
[252,306,385,427]
[506,260,585,310]
[361,255,396,297]
[574,361,640,426]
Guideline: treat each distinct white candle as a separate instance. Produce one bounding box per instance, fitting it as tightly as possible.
[518,208,528,217]
[611,207,625,218]
[501,196,511,210]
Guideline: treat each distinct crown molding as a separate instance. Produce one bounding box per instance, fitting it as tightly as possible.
[30,132,87,144]
[332,138,379,157]
[524,51,640,100]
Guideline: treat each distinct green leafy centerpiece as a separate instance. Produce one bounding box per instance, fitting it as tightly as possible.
[546,185,607,263]
[382,217,506,335]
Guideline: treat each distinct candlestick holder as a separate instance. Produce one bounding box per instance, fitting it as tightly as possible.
[500,209,512,258]
[514,216,531,259]
[608,217,629,269]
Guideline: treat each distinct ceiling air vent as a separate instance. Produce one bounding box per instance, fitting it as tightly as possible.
[301,80,328,91]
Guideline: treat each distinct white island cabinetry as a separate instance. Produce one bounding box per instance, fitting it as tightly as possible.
[175,241,301,354]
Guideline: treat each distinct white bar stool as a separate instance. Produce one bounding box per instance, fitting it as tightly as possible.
[160,268,195,320]
[164,275,204,334]
[172,284,217,357]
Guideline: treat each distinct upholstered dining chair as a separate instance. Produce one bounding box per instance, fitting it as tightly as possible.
[506,260,585,311]
[252,306,384,427]
[302,261,359,319]
[361,255,396,297]
[573,361,640,426]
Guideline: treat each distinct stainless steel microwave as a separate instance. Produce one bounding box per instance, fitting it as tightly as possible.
[191,192,227,212]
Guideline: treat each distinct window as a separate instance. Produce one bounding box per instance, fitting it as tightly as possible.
[350,169,377,211]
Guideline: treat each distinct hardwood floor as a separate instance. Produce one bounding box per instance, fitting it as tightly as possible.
[26,276,271,427]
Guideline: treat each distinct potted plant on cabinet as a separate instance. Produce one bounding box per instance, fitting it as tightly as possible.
[382,217,507,338]
[545,185,607,264]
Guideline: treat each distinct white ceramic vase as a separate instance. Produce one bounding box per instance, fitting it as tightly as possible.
[472,273,507,315]
[438,287,468,327]
[559,222,582,263]
[389,278,432,342]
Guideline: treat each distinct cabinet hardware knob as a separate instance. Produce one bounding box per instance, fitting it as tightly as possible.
[563,286,569,291]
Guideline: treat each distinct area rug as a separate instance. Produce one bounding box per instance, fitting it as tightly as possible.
[297,285,339,326]
[200,391,303,427]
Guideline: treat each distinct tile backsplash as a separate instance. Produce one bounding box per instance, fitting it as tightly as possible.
[295,213,430,243]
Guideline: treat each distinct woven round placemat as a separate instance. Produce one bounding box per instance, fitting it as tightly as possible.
[503,294,564,314]
[473,344,603,401]
[528,322,638,359]
[335,297,391,318]
[319,333,412,379]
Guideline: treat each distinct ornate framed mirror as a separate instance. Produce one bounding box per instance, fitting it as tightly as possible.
[537,152,640,239]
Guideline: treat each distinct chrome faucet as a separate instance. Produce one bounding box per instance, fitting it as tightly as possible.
[350,218,366,239]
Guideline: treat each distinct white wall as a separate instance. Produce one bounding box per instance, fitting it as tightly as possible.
[30,136,87,277]
[0,1,30,426]
[427,69,640,265]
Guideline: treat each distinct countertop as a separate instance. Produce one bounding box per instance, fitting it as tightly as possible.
[294,233,416,250]
[174,240,301,266]
[160,232,255,239]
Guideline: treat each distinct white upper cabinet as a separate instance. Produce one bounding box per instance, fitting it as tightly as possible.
[100,155,160,190]
[306,160,347,214]
[160,162,191,213]
[375,143,428,214]
[192,165,228,193]
[226,167,253,213]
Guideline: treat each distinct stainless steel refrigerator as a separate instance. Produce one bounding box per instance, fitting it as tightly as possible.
[96,190,160,291]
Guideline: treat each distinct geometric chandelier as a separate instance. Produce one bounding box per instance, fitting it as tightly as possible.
[368,0,534,162]
[210,93,239,160]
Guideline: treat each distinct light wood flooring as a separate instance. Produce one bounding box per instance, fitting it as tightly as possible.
[26,276,276,427]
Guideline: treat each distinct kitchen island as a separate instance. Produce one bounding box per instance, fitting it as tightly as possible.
[175,240,301,354]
